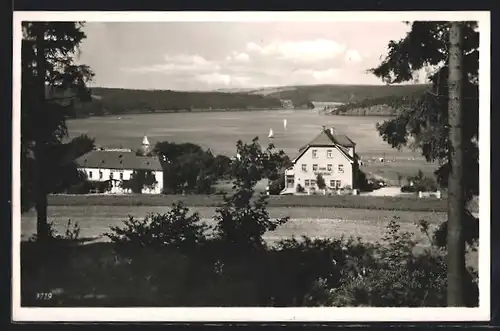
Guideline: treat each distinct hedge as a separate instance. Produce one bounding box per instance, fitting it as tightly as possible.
[45,193,469,212]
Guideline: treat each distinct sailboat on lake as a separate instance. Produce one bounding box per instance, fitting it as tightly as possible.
[268,128,274,139]
[283,118,287,131]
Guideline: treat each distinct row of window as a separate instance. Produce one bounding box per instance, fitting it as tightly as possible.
[301,164,344,173]
[88,171,124,180]
[304,179,342,188]
[311,149,335,159]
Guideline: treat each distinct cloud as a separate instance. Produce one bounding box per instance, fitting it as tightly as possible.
[196,73,231,85]
[246,39,347,63]
[121,39,368,89]
[312,68,341,80]
[226,52,250,63]
[196,73,252,87]
[345,49,362,64]
[122,54,220,73]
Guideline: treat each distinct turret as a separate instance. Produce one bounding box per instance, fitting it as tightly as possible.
[141,135,150,156]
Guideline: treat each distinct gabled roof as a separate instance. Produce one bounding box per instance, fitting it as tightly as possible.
[76,150,163,171]
[293,128,356,164]
[298,129,356,151]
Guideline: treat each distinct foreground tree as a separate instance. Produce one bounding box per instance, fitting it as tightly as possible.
[213,137,290,251]
[447,21,466,306]
[370,21,478,200]
[370,21,478,306]
[22,22,94,240]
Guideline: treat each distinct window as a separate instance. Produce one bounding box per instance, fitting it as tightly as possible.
[327,150,333,158]
[338,164,344,173]
[304,180,310,187]
[330,180,335,188]
[302,164,307,172]
[110,172,114,180]
[119,172,124,180]
[310,179,316,187]
[313,164,318,171]
[327,164,332,172]
[336,180,342,188]
[89,171,93,179]
[99,171,103,179]
[312,149,318,158]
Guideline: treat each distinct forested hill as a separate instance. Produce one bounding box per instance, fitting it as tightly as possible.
[328,90,429,116]
[265,84,429,108]
[67,84,430,118]
[71,87,284,118]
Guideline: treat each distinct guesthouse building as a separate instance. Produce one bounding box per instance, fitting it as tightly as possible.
[75,136,164,194]
[282,127,358,194]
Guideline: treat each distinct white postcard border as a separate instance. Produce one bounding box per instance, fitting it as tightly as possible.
[11,10,491,322]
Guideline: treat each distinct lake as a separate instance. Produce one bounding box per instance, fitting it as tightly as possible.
[67,110,421,160]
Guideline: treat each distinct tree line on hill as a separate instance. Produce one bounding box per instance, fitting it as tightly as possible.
[69,87,284,118]
[329,93,427,116]
[66,85,432,118]
[267,84,430,109]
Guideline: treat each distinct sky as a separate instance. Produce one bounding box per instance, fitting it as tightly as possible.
[77,21,415,91]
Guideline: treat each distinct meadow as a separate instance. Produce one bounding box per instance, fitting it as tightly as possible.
[21,205,448,245]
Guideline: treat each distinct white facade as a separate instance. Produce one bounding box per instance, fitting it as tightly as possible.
[81,167,164,194]
[285,146,355,193]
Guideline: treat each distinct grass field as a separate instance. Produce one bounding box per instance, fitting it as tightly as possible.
[21,205,447,244]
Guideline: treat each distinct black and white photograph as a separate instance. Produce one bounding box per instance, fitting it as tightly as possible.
[12,11,490,322]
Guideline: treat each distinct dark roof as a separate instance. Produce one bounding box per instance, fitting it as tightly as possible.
[294,128,356,163]
[76,150,163,171]
[299,129,356,150]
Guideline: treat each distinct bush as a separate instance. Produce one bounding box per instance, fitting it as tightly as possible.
[268,174,285,195]
[48,193,458,212]
[354,168,373,192]
[106,201,210,252]
[407,170,438,192]
[212,190,289,252]
[29,219,81,242]
[296,184,305,193]
[327,217,478,307]
[316,174,326,190]
[121,170,157,194]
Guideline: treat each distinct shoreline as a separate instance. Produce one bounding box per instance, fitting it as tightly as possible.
[70,107,296,119]
[69,107,401,120]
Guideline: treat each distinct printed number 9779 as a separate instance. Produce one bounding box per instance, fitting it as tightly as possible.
[36,292,53,300]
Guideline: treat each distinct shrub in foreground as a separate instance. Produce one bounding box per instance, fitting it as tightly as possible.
[106,201,211,252]
[327,219,478,307]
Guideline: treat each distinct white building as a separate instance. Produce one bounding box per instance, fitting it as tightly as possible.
[282,127,358,194]
[75,136,164,194]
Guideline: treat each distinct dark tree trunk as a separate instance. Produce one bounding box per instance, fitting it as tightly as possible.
[447,21,466,306]
[34,23,50,241]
